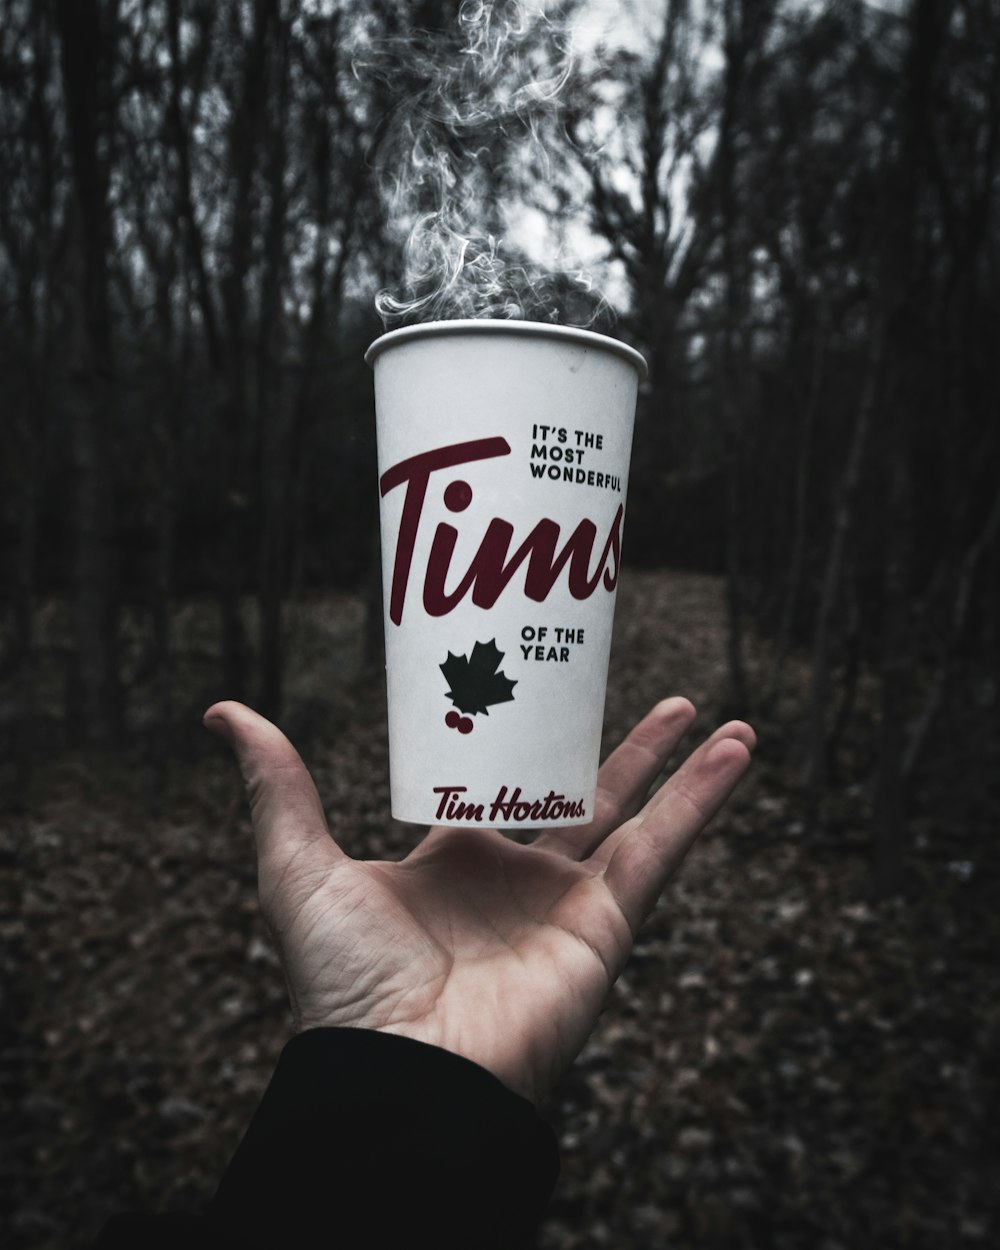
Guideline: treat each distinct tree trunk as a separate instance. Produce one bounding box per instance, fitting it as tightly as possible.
[718,3,752,717]
[8,396,38,810]
[217,0,279,702]
[803,327,884,795]
[765,309,827,712]
[257,17,290,722]
[873,432,910,895]
[56,0,121,744]
[903,488,1000,780]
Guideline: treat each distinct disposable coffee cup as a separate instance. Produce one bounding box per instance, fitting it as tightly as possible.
[366,319,646,828]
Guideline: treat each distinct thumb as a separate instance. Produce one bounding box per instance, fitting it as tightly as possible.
[203,701,340,873]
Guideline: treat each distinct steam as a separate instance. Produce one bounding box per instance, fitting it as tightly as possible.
[366,1,611,329]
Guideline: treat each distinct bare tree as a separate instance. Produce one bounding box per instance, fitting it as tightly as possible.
[55,0,122,743]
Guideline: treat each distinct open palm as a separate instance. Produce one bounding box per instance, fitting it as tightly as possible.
[204,698,754,1104]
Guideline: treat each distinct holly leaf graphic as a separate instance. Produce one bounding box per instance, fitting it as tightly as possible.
[440,639,517,716]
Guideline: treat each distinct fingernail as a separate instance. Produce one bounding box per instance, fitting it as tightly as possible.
[203,712,233,743]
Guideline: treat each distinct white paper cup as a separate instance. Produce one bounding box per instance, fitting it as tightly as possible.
[366,320,646,828]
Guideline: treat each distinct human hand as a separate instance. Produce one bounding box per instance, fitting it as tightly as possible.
[203,698,754,1104]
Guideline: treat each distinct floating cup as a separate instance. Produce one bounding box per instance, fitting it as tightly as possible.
[366,320,646,828]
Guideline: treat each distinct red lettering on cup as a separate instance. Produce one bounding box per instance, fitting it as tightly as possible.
[380,437,623,626]
[380,438,512,626]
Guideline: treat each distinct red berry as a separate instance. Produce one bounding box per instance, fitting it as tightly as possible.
[445,710,460,728]
[457,717,474,735]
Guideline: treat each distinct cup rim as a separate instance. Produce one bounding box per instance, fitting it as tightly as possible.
[365,318,648,381]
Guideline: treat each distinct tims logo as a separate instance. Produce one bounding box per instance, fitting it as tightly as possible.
[380,437,623,626]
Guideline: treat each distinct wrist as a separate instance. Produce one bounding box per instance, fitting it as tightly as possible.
[211,1028,559,1248]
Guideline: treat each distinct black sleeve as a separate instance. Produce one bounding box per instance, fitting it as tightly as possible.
[92,1028,560,1250]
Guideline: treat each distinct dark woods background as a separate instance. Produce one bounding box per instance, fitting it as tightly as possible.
[3,0,998,873]
[2,0,999,864]
[2,0,999,1247]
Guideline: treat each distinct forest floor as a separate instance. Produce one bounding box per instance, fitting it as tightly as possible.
[2,569,999,1249]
